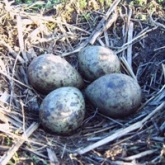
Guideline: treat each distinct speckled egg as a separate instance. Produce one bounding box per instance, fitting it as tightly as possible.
[39,87,85,134]
[85,73,142,118]
[78,46,120,81]
[28,54,84,94]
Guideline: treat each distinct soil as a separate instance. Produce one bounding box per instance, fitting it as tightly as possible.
[0,0,165,165]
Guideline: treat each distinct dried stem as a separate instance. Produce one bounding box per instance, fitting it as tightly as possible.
[74,102,165,156]
[0,122,39,165]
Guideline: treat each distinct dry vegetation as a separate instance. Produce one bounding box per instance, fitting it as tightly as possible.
[0,0,165,164]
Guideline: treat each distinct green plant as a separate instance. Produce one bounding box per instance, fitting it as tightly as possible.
[79,0,87,9]
[157,0,163,3]
[12,152,20,164]
[15,0,34,4]
[83,12,91,21]
[99,0,104,6]
[32,156,49,165]
[130,0,147,6]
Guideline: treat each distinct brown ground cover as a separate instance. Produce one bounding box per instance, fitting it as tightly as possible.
[0,0,165,164]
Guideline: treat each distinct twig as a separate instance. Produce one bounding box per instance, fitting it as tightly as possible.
[20,100,26,134]
[0,111,22,128]
[149,11,165,29]
[116,27,157,54]
[122,149,156,161]
[17,15,24,53]
[109,160,139,165]
[154,45,165,51]
[89,11,118,45]
[16,15,28,62]
[97,37,105,46]
[0,122,39,165]
[22,146,48,159]
[0,146,10,151]
[61,42,88,57]
[120,56,137,81]
[0,91,10,104]
[127,21,134,68]
[0,41,24,64]
[162,64,165,81]
[89,0,121,44]
[0,70,32,89]
[73,102,165,156]
[137,85,165,111]
[0,58,6,72]
[0,122,44,146]
[9,49,21,111]
[4,0,13,12]
[104,30,110,47]
[61,144,67,159]
[61,0,121,56]
[0,123,10,132]
[47,148,59,165]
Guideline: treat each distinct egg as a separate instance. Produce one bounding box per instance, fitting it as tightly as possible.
[39,87,85,134]
[28,54,84,94]
[85,73,142,118]
[78,46,120,81]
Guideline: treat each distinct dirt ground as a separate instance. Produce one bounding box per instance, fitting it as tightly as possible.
[0,0,165,164]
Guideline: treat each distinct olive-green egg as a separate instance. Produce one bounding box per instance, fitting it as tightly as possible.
[78,46,120,81]
[85,73,142,118]
[39,87,85,134]
[28,54,84,94]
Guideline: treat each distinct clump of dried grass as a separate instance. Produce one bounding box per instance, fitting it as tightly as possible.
[0,0,165,164]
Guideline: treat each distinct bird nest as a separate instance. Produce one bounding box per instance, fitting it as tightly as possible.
[0,0,165,164]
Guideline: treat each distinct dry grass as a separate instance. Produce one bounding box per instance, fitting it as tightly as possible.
[0,0,165,164]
